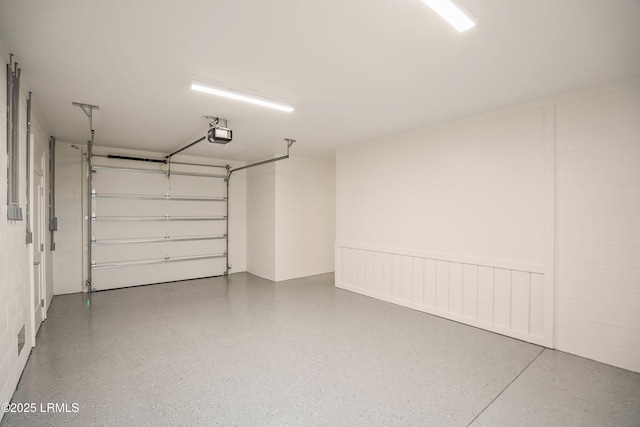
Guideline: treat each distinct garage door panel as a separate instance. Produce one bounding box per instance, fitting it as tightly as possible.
[93,221,167,240]
[92,257,226,290]
[168,221,227,236]
[94,199,225,217]
[168,175,226,197]
[162,200,226,217]
[94,239,225,263]
[93,169,167,194]
[94,198,167,217]
[90,158,228,290]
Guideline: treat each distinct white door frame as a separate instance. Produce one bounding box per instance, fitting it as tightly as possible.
[29,133,47,346]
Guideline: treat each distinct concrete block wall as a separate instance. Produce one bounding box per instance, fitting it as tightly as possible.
[0,48,51,420]
[0,222,31,417]
[555,77,640,372]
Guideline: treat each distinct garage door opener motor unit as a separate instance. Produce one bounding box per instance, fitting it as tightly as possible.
[207,116,232,144]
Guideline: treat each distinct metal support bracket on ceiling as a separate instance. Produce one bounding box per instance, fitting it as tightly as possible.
[206,115,227,129]
[72,102,100,131]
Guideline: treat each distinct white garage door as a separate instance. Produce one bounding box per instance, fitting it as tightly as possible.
[90,157,228,290]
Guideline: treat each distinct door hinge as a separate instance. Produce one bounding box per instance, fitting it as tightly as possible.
[40,243,44,252]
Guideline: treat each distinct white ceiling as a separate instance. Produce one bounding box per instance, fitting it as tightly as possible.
[1,0,639,161]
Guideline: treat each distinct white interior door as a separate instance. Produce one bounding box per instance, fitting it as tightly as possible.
[33,141,46,335]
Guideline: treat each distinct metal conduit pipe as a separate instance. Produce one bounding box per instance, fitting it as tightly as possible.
[49,136,56,250]
[25,92,32,243]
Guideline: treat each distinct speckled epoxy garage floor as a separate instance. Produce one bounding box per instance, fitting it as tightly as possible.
[2,273,639,426]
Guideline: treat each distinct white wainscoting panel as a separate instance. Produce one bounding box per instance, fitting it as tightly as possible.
[336,242,550,347]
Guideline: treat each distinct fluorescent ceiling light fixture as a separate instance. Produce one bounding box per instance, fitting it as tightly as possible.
[422,0,477,32]
[191,79,295,112]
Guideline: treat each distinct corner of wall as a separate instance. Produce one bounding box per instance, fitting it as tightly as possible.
[274,156,336,281]
[246,163,276,281]
[553,75,640,372]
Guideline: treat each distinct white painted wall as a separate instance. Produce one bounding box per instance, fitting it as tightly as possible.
[0,47,52,420]
[337,108,547,265]
[52,142,83,295]
[555,77,640,373]
[275,156,336,281]
[246,163,276,281]
[336,76,640,372]
[246,156,336,282]
[336,103,553,347]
